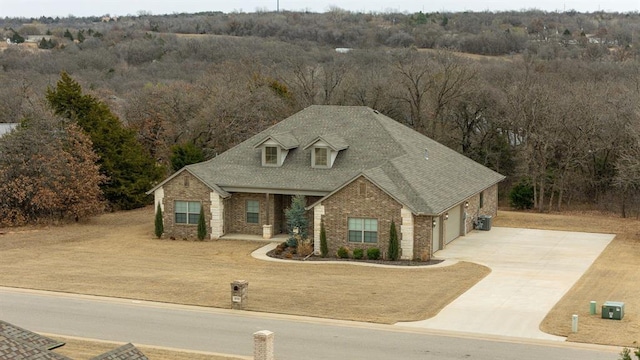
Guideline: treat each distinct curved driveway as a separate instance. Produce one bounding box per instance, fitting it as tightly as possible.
[397,227,615,340]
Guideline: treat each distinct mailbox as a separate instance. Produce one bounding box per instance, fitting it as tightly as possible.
[231,280,248,310]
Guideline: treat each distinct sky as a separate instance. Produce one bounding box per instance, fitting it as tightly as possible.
[1,0,639,18]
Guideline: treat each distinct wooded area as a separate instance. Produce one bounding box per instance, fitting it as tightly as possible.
[1,9,640,224]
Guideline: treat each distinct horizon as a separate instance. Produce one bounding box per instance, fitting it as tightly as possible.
[1,1,638,19]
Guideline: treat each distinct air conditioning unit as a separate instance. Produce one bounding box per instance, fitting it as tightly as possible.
[477,215,492,231]
[602,301,625,320]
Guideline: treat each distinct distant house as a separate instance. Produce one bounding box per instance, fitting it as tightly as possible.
[148,106,504,260]
[0,320,148,359]
[0,123,18,137]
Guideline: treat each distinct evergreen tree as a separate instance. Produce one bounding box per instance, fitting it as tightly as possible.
[285,195,308,246]
[46,72,164,210]
[170,142,205,172]
[388,220,399,261]
[63,29,74,41]
[197,209,207,240]
[9,30,24,44]
[320,220,328,257]
[154,203,164,238]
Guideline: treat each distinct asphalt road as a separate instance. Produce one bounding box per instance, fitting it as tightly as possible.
[0,287,619,360]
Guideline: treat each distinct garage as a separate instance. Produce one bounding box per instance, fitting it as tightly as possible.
[445,205,462,244]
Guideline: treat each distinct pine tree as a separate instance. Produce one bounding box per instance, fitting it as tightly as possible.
[197,209,207,241]
[154,203,164,238]
[170,142,205,171]
[388,220,399,261]
[46,72,164,210]
[320,220,328,258]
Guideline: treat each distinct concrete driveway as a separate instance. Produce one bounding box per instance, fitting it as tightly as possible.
[396,227,615,341]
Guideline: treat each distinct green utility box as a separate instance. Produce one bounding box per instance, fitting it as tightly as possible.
[601,301,625,320]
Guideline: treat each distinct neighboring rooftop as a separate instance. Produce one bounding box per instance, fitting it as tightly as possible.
[0,123,19,137]
[0,320,147,360]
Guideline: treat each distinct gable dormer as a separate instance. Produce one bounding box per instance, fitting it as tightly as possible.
[254,132,299,167]
[304,134,349,169]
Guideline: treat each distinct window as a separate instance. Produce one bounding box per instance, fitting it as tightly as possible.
[175,201,201,225]
[479,191,484,208]
[314,147,328,167]
[265,146,278,165]
[348,218,378,243]
[246,200,259,224]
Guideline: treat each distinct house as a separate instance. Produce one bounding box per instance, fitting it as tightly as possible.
[0,320,148,359]
[148,106,504,260]
[0,123,18,137]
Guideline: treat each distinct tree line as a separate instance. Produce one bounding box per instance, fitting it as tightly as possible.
[1,9,639,225]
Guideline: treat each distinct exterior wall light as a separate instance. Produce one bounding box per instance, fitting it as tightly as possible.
[444,213,449,220]
[465,201,469,208]
[432,219,437,227]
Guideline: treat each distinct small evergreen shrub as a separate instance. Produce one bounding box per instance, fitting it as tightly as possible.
[388,220,399,261]
[509,180,534,210]
[197,210,207,240]
[154,203,163,239]
[367,248,381,260]
[320,220,328,258]
[337,246,349,259]
[353,248,364,259]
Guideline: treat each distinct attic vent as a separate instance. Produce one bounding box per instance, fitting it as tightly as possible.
[424,148,429,160]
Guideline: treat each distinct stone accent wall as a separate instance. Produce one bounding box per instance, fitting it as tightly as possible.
[400,207,414,260]
[321,176,402,258]
[253,330,274,360]
[210,191,224,239]
[313,204,325,255]
[160,171,212,240]
[154,187,164,212]
[413,215,433,261]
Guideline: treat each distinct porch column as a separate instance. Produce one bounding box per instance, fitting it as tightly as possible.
[263,193,272,239]
[313,203,325,255]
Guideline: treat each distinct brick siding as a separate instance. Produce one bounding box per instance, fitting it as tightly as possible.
[321,176,403,259]
[161,171,211,240]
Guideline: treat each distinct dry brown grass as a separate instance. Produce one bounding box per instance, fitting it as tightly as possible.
[49,335,246,360]
[495,210,640,347]
[0,206,488,324]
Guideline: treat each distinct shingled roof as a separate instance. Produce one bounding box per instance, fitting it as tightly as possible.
[90,343,148,360]
[156,105,504,215]
[0,320,70,360]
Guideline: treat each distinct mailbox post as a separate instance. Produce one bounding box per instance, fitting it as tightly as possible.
[231,280,248,310]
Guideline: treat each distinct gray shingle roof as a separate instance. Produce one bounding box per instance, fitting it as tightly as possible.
[0,335,72,360]
[178,105,504,214]
[0,320,65,351]
[254,131,299,150]
[90,343,148,360]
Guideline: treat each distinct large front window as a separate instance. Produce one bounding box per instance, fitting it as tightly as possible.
[265,146,278,165]
[246,200,260,224]
[348,218,378,243]
[314,147,328,167]
[175,201,201,224]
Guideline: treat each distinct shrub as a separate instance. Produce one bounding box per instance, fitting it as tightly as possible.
[286,236,298,247]
[352,248,364,259]
[388,220,399,260]
[298,241,314,257]
[367,248,381,260]
[337,246,349,259]
[154,203,163,239]
[197,210,207,240]
[509,180,534,210]
[320,220,328,258]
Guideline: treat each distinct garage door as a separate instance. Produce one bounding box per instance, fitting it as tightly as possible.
[445,205,462,244]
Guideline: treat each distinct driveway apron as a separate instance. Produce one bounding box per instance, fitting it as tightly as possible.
[396,227,614,341]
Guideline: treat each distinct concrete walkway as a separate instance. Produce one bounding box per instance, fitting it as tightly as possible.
[396,227,615,341]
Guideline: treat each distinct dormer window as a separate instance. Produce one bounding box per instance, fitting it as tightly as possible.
[314,147,328,167]
[265,146,278,165]
[254,132,299,167]
[304,134,349,169]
